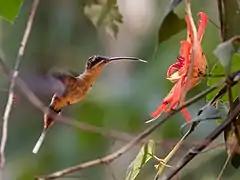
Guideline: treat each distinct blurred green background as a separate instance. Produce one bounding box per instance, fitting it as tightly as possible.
[0,0,239,179]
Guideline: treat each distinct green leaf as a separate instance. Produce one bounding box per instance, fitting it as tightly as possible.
[207,54,240,101]
[125,140,155,180]
[210,100,229,126]
[189,103,220,126]
[197,103,221,120]
[213,36,240,72]
[158,11,185,44]
[83,0,123,39]
[0,0,23,23]
[215,101,229,124]
[181,103,223,134]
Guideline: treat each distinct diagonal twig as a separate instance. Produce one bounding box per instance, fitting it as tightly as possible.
[216,140,237,180]
[0,0,40,170]
[161,100,240,180]
[217,0,225,41]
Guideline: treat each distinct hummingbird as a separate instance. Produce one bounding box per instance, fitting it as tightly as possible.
[32,55,147,154]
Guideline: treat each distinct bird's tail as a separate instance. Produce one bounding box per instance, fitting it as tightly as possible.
[44,112,54,129]
[32,113,55,154]
[32,128,48,154]
[32,108,61,154]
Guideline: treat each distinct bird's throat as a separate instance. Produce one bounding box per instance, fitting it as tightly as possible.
[79,68,103,86]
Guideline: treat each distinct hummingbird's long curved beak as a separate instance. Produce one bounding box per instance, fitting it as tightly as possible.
[87,55,147,69]
[106,57,147,63]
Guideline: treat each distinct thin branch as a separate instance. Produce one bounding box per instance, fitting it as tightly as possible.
[216,141,237,180]
[153,127,193,180]
[210,69,240,106]
[208,17,220,30]
[217,0,225,41]
[161,100,240,180]
[227,75,234,110]
[205,73,225,78]
[0,0,40,170]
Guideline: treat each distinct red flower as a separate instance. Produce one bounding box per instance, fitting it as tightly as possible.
[147,8,208,123]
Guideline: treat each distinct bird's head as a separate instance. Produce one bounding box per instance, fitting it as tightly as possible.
[86,55,147,70]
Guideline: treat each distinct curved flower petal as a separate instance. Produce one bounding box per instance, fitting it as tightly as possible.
[186,75,202,90]
[149,103,166,120]
[165,79,183,112]
[181,108,191,121]
[149,78,186,121]
[179,41,191,66]
[197,12,208,42]
[167,71,181,82]
[192,43,208,78]
[185,15,194,44]
[167,65,178,79]
[149,83,177,119]
[167,41,191,80]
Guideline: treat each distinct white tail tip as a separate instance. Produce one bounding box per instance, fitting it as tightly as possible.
[32,130,47,154]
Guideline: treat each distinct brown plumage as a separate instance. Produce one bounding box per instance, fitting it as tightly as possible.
[32,55,146,154]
